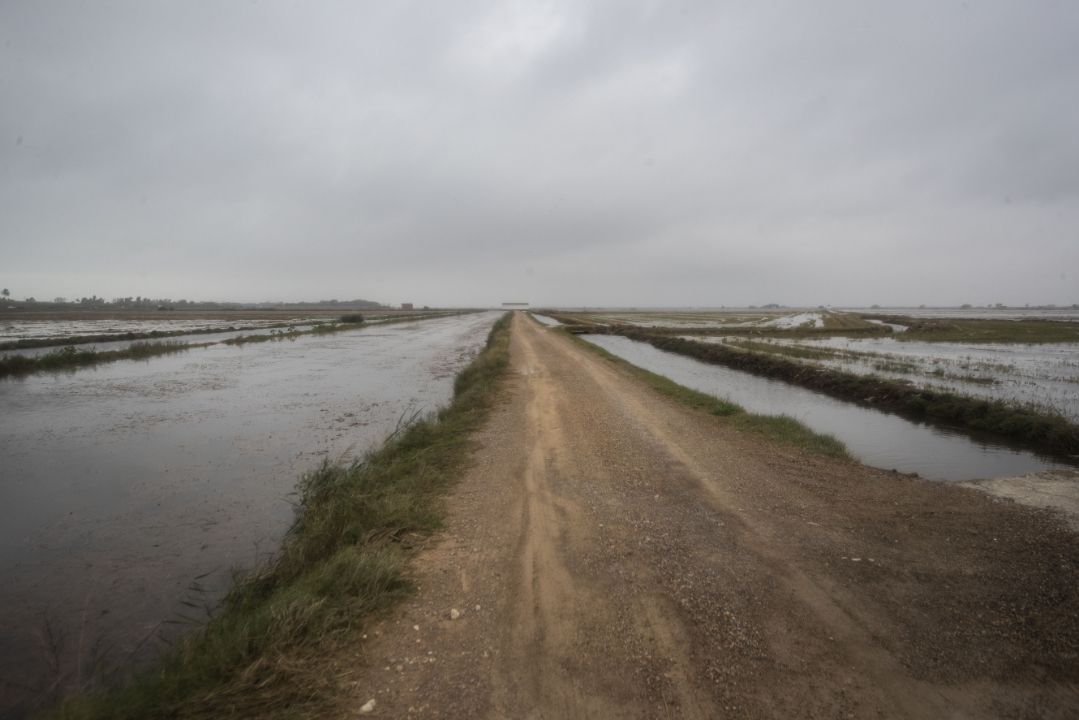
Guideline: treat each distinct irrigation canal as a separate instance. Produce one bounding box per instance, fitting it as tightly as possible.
[583,334,1068,482]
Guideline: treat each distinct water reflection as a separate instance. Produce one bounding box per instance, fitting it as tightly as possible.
[0,312,497,714]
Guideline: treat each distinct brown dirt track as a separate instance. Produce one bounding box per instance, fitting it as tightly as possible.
[330,313,1079,719]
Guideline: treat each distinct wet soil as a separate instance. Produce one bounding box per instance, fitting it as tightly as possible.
[327,313,1079,719]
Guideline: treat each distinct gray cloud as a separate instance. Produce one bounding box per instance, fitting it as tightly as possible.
[2,0,1077,306]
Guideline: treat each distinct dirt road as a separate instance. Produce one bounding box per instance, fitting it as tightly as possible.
[332,313,1079,718]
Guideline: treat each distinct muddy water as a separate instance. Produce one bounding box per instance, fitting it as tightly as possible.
[0,312,497,715]
[583,335,1066,482]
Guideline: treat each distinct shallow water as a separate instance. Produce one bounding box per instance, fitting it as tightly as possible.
[758,312,824,328]
[530,314,562,326]
[0,317,324,343]
[589,313,766,328]
[865,318,908,332]
[839,306,1079,321]
[0,312,497,714]
[701,336,1079,423]
[0,323,320,358]
[584,335,1066,482]
[1,314,454,358]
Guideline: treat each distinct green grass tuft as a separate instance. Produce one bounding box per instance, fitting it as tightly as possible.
[728,413,849,458]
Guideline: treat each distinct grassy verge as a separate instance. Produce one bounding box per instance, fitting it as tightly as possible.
[0,341,201,378]
[555,324,849,460]
[42,312,512,720]
[631,333,1079,460]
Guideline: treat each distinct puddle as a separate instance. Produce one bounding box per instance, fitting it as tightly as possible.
[583,335,1067,482]
[0,312,498,714]
[530,314,562,326]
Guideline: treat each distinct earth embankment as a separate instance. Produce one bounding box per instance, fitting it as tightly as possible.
[331,312,1079,719]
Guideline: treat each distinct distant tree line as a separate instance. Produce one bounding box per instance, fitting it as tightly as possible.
[1,293,387,310]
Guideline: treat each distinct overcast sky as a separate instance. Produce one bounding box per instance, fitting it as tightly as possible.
[2,1,1077,307]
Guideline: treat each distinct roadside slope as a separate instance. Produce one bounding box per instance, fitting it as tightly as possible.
[331,313,1079,719]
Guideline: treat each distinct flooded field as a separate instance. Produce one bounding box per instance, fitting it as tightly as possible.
[0,313,464,360]
[0,317,326,344]
[694,336,1079,422]
[0,310,463,358]
[840,306,1079,321]
[1,324,314,359]
[550,308,884,331]
[563,309,801,328]
[0,312,497,714]
[548,307,1079,336]
[583,335,1067,482]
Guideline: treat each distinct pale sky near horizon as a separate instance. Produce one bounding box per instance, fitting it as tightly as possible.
[2,1,1077,307]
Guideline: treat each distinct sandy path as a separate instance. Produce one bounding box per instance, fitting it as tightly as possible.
[330,313,1079,719]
